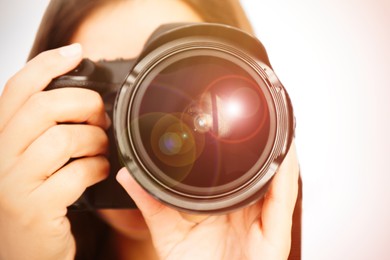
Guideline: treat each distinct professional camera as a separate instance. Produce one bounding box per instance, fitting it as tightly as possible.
[48,23,295,214]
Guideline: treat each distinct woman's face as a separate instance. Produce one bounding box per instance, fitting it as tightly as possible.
[72,0,203,60]
[70,0,202,240]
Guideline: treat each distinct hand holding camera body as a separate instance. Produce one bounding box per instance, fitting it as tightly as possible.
[48,23,294,214]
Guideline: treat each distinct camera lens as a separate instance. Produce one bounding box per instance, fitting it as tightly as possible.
[114,24,293,213]
[129,53,275,198]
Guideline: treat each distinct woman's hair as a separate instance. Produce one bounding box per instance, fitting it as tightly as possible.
[28,1,255,259]
[28,0,253,60]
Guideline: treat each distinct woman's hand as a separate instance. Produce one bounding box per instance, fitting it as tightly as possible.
[0,44,110,260]
[117,142,299,260]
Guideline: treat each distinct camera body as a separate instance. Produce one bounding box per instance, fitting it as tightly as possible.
[48,23,294,214]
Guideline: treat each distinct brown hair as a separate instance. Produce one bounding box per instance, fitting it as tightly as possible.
[28,0,253,60]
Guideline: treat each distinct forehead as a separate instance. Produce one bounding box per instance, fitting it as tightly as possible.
[71,0,203,61]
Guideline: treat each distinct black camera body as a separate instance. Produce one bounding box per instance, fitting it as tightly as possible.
[48,23,294,214]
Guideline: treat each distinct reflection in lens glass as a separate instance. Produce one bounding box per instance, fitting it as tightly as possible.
[132,55,271,196]
[159,132,182,155]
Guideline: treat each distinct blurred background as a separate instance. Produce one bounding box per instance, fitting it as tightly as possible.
[1,0,389,259]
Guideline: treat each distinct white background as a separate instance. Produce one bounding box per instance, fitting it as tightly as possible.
[241,1,390,259]
[1,0,390,259]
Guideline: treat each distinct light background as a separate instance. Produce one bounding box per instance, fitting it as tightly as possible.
[0,0,389,259]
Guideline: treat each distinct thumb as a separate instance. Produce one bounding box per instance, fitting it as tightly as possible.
[116,168,184,234]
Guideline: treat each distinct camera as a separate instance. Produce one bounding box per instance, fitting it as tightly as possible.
[48,23,295,214]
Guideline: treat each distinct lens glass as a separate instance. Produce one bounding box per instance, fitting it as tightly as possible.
[131,55,273,197]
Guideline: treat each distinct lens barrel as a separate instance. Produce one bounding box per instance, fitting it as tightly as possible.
[114,23,294,214]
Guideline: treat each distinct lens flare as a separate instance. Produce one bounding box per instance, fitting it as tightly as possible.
[231,87,261,118]
[150,113,205,168]
[195,75,267,142]
[226,99,244,118]
[159,132,183,155]
[193,113,212,133]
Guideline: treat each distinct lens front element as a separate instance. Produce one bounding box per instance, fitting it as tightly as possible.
[114,24,294,214]
[130,55,275,199]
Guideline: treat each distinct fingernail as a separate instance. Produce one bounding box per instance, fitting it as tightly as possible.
[116,168,130,184]
[59,43,82,58]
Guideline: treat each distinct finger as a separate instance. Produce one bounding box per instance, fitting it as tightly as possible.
[8,124,108,183]
[0,87,110,159]
[260,141,300,245]
[0,43,82,130]
[35,156,109,208]
[116,168,184,232]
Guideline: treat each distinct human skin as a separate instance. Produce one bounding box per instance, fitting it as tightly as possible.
[0,0,299,260]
